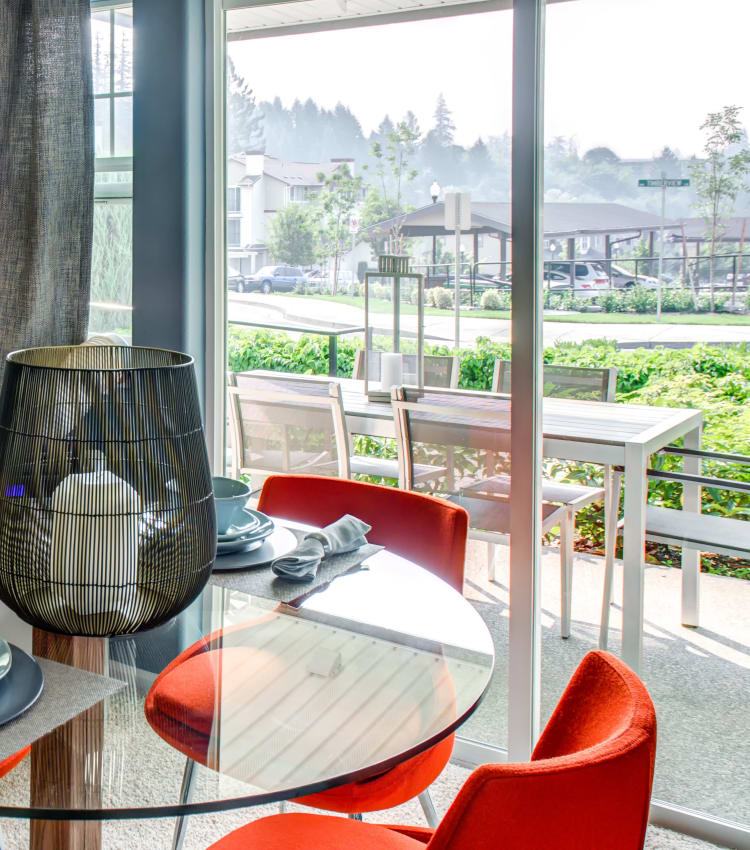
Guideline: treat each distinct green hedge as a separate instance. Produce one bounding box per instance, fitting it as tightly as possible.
[228,326,750,577]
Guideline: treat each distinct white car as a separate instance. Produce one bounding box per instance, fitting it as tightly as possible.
[544,261,610,298]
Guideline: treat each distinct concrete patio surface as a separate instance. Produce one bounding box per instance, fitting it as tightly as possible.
[460,539,750,830]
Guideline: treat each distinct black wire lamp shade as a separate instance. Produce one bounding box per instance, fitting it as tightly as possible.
[0,346,216,636]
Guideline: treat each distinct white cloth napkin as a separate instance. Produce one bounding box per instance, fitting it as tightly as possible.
[271,515,371,582]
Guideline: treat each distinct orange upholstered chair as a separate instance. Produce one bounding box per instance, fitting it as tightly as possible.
[144,474,469,839]
[206,650,657,850]
[256,475,467,594]
[0,747,30,778]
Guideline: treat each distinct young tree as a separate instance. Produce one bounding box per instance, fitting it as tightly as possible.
[690,105,750,307]
[226,58,265,155]
[267,205,318,268]
[361,121,420,255]
[316,164,363,294]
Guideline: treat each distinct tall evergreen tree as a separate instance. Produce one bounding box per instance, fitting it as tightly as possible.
[432,93,455,147]
[226,58,264,154]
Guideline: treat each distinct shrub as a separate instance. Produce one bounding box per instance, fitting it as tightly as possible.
[628,285,657,314]
[598,290,625,313]
[660,288,695,313]
[293,281,307,295]
[480,289,503,310]
[432,286,453,309]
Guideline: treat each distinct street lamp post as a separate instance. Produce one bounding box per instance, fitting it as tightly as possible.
[430,181,440,280]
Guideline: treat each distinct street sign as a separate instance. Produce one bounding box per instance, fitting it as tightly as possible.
[637,175,690,318]
[638,178,690,187]
[444,192,471,232]
[349,215,360,234]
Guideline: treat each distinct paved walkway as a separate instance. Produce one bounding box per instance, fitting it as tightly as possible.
[228,293,750,347]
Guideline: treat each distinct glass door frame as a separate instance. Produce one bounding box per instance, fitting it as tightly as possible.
[202,1,750,845]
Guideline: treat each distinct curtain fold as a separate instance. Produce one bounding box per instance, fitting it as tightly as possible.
[0,0,93,381]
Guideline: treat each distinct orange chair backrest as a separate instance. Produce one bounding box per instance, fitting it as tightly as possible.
[257,474,468,592]
[425,651,657,850]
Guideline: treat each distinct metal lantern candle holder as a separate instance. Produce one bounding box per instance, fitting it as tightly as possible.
[0,346,216,637]
[363,255,425,401]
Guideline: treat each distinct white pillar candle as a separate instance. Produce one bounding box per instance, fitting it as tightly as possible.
[51,470,140,617]
[380,352,404,391]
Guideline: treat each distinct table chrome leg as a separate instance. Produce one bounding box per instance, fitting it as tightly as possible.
[172,757,196,850]
[418,790,439,828]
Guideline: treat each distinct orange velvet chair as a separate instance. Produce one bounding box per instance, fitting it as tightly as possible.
[144,475,469,842]
[0,747,30,778]
[206,650,657,850]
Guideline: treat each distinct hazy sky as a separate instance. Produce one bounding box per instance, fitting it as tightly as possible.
[229,0,749,158]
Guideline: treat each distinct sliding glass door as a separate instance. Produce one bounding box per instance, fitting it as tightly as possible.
[539,0,750,841]
[206,0,747,843]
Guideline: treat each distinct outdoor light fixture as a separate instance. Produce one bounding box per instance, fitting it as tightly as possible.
[363,255,425,401]
[430,181,441,204]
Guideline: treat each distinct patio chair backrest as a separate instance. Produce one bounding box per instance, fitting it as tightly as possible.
[352,349,459,388]
[228,372,350,479]
[391,386,512,493]
[493,360,617,402]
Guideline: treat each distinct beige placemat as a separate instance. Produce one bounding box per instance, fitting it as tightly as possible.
[0,657,126,760]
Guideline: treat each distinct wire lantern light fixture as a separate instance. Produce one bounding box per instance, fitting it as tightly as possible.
[0,346,216,636]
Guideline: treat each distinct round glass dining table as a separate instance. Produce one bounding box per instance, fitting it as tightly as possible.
[0,519,494,829]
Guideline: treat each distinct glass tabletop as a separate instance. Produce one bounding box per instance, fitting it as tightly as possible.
[0,534,494,820]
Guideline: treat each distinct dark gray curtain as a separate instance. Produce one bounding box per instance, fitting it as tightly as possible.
[0,0,93,380]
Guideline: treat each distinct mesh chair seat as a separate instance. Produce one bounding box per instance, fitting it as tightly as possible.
[451,493,565,536]
[462,474,604,511]
[350,455,446,483]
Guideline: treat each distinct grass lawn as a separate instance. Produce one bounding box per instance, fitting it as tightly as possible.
[277,293,750,325]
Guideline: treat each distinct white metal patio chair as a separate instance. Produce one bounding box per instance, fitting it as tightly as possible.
[228,373,351,481]
[492,360,619,632]
[391,386,612,638]
[228,372,444,487]
[600,445,750,649]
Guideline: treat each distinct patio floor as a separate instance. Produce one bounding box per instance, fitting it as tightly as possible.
[460,538,750,830]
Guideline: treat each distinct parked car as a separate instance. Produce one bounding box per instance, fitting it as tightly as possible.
[304,269,356,291]
[544,261,610,298]
[246,265,306,293]
[608,264,660,290]
[425,273,507,290]
[227,271,249,293]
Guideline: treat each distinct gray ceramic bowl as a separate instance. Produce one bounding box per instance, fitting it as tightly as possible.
[212,476,252,534]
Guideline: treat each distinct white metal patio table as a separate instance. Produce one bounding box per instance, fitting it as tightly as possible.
[246,371,703,672]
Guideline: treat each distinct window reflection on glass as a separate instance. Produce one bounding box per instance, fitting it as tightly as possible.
[91,10,111,95]
[94,98,111,158]
[114,9,134,93]
[114,96,133,157]
[90,201,133,336]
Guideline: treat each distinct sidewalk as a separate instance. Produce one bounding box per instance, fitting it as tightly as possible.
[228,293,750,348]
